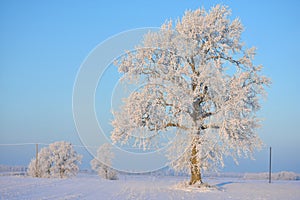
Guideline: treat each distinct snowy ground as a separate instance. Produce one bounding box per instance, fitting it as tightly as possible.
[0,174,299,200]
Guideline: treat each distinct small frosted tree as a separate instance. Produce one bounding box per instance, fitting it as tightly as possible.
[111,5,270,185]
[90,143,118,180]
[28,141,82,178]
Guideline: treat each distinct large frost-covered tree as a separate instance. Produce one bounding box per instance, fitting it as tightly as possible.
[90,143,118,180]
[111,5,270,185]
[28,141,82,178]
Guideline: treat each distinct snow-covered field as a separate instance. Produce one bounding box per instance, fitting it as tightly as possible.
[1,173,299,200]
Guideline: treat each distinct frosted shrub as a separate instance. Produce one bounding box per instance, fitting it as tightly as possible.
[27,141,82,178]
[90,143,118,180]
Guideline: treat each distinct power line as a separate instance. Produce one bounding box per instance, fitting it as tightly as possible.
[0,143,163,150]
[0,143,97,148]
[0,143,48,146]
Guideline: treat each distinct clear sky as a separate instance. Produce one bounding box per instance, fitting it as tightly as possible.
[0,0,299,173]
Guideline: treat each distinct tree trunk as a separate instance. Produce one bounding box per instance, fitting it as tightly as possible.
[105,167,108,179]
[189,143,203,185]
[60,168,65,178]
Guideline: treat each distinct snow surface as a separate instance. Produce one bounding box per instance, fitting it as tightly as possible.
[1,174,299,200]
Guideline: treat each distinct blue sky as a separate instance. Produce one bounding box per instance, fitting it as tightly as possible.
[1,0,300,173]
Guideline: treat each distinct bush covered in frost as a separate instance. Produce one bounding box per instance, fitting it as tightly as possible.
[27,141,82,178]
[90,143,118,180]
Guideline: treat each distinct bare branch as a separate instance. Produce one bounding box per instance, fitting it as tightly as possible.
[200,124,220,130]
[165,122,188,130]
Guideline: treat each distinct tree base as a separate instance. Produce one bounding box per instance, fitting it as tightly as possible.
[191,182,213,188]
[189,179,203,185]
[173,181,217,192]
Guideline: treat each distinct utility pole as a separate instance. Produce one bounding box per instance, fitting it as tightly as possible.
[35,144,39,177]
[269,146,272,183]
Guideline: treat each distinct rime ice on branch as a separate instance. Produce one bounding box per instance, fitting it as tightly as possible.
[111,5,270,185]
